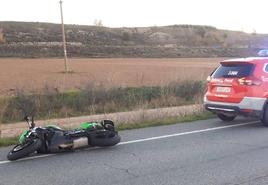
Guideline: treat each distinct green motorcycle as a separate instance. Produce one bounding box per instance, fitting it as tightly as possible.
[7,116,121,161]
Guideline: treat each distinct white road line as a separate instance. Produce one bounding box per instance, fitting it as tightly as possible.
[118,121,259,145]
[0,160,10,165]
[0,154,56,165]
[0,120,259,165]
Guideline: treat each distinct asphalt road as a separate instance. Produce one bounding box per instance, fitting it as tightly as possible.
[1,117,268,185]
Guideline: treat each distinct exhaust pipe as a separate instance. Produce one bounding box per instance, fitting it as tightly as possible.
[73,137,89,149]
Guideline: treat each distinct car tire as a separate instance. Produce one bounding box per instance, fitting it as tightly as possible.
[217,113,236,122]
[261,104,268,126]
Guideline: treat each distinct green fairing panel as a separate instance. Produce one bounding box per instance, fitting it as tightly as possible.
[19,130,29,144]
[80,122,99,129]
[46,125,62,130]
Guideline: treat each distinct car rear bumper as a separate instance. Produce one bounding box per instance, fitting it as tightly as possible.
[204,96,266,116]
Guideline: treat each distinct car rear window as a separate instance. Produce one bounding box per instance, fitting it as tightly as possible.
[212,63,255,78]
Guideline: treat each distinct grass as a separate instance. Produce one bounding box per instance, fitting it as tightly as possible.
[0,111,215,147]
[0,137,19,147]
[117,111,215,130]
[0,80,208,147]
[0,81,205,123]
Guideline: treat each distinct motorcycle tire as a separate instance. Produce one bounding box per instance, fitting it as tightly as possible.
[104,123,115,131]
[101,120,115,131]
[90,132,121,147]
[7,139,42,161]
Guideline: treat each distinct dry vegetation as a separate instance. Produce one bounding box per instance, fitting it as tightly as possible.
[0,57,223,126]
[0,57,222,136]
[1,22,267,58]
[0,58,221,96]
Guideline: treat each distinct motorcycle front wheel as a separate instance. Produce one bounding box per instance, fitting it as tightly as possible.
[7,139,42,161]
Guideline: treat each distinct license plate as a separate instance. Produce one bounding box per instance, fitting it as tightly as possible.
[216,87,231,93]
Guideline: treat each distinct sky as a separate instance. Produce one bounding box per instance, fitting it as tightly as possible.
[1,0,268,33]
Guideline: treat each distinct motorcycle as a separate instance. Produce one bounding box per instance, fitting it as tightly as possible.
[7,116,121,161]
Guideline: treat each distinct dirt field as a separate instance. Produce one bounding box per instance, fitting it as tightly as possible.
[0,58,223,96]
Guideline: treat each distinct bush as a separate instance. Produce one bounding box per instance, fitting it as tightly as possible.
[0,80,205,123]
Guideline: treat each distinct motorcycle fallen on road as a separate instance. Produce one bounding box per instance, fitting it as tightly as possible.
[7,116,121,161]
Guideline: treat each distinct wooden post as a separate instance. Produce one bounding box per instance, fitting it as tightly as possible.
[59,0,70,73]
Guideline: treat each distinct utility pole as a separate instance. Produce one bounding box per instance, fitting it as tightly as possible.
[59,0,70,73]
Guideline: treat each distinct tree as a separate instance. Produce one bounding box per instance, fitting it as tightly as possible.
[251,29,257,36]
[122,32,130,41]
[0,29,5,43]
[223,33,228,39]
[195,27,206,38]
[94,19,103,27]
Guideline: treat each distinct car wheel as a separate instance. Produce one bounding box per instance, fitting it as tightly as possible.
[261,104,268,126]
[217,113,236,122]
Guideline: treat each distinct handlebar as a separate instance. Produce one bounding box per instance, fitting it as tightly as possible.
[24,116,36,129]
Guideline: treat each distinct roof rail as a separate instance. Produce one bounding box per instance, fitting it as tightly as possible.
[257,49,268,57]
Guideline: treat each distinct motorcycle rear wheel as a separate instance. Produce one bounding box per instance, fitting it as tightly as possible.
[90,132,121,147]
[7,139,42,161]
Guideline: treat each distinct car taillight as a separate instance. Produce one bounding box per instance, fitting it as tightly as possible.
[206,76,212,83]
[237,77,262,86]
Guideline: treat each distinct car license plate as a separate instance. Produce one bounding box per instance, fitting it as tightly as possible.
[216,87,231,93]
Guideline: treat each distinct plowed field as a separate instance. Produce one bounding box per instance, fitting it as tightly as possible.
[0,58,223,96]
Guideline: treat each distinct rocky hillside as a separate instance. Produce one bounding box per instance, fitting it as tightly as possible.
[0,21,268,58]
